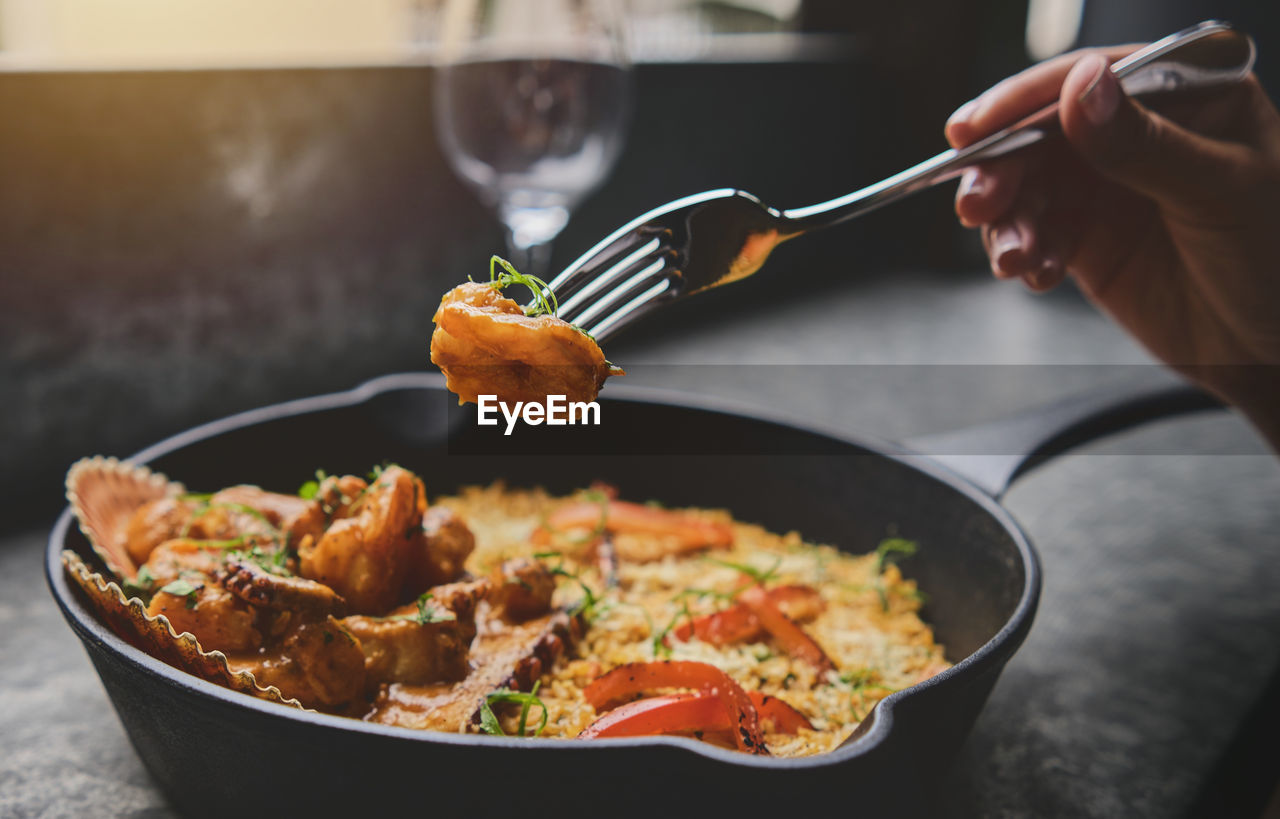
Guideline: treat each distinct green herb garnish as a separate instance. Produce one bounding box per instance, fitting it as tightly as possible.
[873,538,917,575]
[488,255,557,318]
[384,592,455,625]
[479,682,548,737]
[159,578,202,609]
[122,565,157,599]
[651,599,693,658]
[298,469,328,500]
[227,543,292,576]
[536,553,602,622]
[705,555,782,587]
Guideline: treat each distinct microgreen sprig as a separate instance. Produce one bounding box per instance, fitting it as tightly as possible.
[489,255,557,318]
[704,555,782,587]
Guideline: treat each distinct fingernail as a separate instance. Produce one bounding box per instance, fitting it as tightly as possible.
[993,223,1022,259]
[1078,54,1119,126]
[958,168,984,200]
[948,98,979,128]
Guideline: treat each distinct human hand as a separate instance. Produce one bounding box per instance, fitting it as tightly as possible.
[946,48,1280,446]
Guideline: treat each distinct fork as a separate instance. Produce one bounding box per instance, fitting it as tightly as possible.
[536,20,1254,342]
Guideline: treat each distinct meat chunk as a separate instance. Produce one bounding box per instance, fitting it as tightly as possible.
[367,605,584,731]
[228,617,366,709]
[403,507,475,597]
[488,558,556,622]
[342,578,488,685]
[299,466,424,614]
[342,616,471,686]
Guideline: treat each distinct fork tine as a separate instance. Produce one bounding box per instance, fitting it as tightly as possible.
[560,256,669,328]
[556,237,663,320]
[542,228,651,300]
[541,188,736,303]
[582,278,673,342]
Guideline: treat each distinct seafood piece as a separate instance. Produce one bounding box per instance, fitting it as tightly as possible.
[488,558,556,623]
[314,474,371,520]
[148,581,263,653]
[299,467,424,614]
[367,606,584,732]
[123,496,205,567]
[220,559,347,619]
[229,617,367,710]
[143,539,238,586]
[403,506,475,596]
[125,493,290,566]
[430,281,620,405]
[342,578,488,686]
[208,485,327,545]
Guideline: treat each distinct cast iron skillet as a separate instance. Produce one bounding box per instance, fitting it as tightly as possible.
[46,372,1217,817]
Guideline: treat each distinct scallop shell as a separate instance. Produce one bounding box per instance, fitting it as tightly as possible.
[62,457,304,710]
[65,456,184,578]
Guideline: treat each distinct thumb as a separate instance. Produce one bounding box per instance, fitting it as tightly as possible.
[1059,53,1242,217]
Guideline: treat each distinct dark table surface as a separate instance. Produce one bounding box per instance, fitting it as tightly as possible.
[4,270,1278,818]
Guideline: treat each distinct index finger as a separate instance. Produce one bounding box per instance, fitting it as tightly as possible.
[945,45,1140,148]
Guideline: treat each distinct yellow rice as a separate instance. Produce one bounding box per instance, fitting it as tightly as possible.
[435,484,949,758]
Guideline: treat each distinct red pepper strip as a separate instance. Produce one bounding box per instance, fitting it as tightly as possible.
[738,586,837,674]
[579,691,812,740]
[749,691,814,734]
[539,501,732,551]
[582,661,768,754]
[671,585,824,645]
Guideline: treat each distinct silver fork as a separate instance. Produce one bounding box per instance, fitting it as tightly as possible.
[537,20,1254,342]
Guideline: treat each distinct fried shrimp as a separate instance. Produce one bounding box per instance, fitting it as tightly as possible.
[298,466,423,614]
[430,279,621,405]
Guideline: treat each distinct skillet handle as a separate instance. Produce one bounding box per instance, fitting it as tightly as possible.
[902,373,1222,500]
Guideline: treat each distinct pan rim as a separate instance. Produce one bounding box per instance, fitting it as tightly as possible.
[45,371,1041,770]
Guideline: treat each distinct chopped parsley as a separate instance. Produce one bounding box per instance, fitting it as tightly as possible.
[385,592,455,625]
[121,565,157,600]
[159,578,202,609]
[227,544,292,576]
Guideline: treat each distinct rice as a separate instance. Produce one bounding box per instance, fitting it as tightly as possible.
[435,483,949,757]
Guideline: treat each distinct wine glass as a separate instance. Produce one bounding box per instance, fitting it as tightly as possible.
[433,0,632,279]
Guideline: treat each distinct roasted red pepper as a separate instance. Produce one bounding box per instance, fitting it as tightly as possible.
[582,661,768,754]
[538,500,732,552]
[579,690,812,740]
[670,584,824,645]
[738,585,836,674]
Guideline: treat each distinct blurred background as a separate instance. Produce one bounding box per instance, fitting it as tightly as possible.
[1,0,1277,526]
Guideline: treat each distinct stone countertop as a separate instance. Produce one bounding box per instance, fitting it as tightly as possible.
[4,270,1278,817]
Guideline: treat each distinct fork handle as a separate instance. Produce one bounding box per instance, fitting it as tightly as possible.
[781,20,1256,228]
